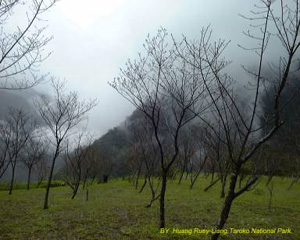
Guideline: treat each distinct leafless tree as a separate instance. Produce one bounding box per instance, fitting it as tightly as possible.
[93,147,115,184]
[63,132,93,199]
[0,0,56,90]
[35,154,48,188]
[0,127,9,179]
[81,138,97,189]
[21,134,47,190]
[189,154,207,190]
[34,80,98,209]
[200,121,233,197]
[110,28,211,228]
[0,108,36,194]
[177,128,196,185]
[173,1,300,239]
[127,115,161,207]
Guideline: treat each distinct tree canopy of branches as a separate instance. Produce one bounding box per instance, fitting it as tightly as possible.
[112,0,300,237]
[110,28,211,228]
[63,132,93,199]
[171,1,300,239]
[0,0,56,90]
[34,80,98,209]
[21,134,47,190]
[0,108,36,194]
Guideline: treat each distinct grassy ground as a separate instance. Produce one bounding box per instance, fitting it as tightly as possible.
[0,176,299,240]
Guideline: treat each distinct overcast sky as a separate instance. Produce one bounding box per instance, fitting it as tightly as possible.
[4,0,263,138]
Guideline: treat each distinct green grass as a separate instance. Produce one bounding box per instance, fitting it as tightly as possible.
[0,176,299,240]
[0,180,65,190]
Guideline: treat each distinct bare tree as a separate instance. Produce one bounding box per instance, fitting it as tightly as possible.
[82,145,99,186]
[0,108,36,194]
[35,154,48,188]
[21,134,46,190]
[174,1,300,239]
[0,127,9,179]
[63,132,93,199]
[200,121,232,197]
[127,114,161,207]
[0,0,56,90]
[177,128,195,185]
[34,80,98,209]
[110,28,210,228]
[189,154,207,190]
[81,136,97,189]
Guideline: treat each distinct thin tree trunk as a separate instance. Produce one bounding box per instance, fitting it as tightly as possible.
[178,170,185,184]
[190,171,201,189]
[220,174,227,198]
[190,157,207,189]
[288,175,300,190]
[135,167,141,189]
[267,181,274,211]
[159,172,167,228]
[146,176,161,208]
[91,174,96,184]
[44,149,59,210]
[238,174,245,189]
[9,160,17,195]
[211,172,215,183]
[37,176,44,188]
[71,181,80,199]
[103,175,108,183]
[85,188,89,201]
[147,194,161,208]
[139,175,147,193]
[204,177,220,192]
[0,161,10,179]
[82,177,87,190]
[266,175,274,187]
[27,166,32,190]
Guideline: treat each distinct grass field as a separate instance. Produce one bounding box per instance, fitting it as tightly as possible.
[0,176,299,240]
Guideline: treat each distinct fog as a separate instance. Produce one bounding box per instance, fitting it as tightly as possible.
[1,0,278,137]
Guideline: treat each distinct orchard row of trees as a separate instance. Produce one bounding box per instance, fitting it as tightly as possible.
[0,81,97,206]
[109,1,300,239]
[0,0,100,208]
[0,1,300,240]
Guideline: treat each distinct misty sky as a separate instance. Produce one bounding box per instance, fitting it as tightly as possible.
[4,0,262,138]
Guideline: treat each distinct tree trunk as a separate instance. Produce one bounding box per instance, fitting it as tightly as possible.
[9,160,17,195]
[211,174,238,240]
[288,176,300,190]
[0,161,10,179]
[71,181,80,199]
[178,170,184,184]
[85,188,89,201]
[159,172,167,228]
[146,175,160,208]
[211,172,215,183]
[44,149,59,210]
[238,174,244,189]
[82,171,89,190]
[27,166,32,190]
[103,175,108,183]
[139,175,147,193]
[220,174,227,198]
[135,168,141,189]
[266,175,274,187]
[204,177,220,192]
[37,176,44,188]
[267,181,274,211]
